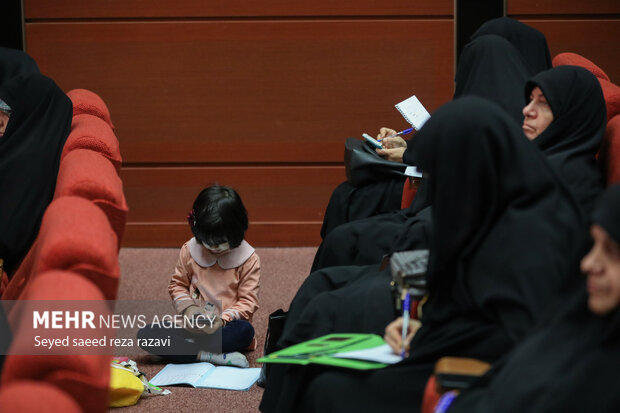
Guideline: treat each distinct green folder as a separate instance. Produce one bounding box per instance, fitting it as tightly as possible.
[257,333,390,370]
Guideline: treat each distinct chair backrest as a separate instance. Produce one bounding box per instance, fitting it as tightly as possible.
[2,197,119,301]
[54,149,128,247]
[67,88,115,130]
[62,114,122,172]
[553,52,620,121]
[1,270,111,413]
[0,381,83,413]
[552,52,610,81]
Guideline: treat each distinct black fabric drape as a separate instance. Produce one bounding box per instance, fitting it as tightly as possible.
[526,65,606,215]
[452,34,532,123]
[450,185,620,413]
[0,74,72,276]
[319,179,404,240]
[260,97,587,413]
[311,206,432,272]
[0,47,39,87]
[470,16,551,75]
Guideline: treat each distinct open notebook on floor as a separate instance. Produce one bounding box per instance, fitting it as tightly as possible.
[149,362,261,391]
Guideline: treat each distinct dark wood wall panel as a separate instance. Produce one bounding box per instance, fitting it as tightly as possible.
[508,0,620,15]
[120,166,346,246]
[25,20,454,164]
[24,1,453,19]
[123,222,323,248]
[521,20,620,82]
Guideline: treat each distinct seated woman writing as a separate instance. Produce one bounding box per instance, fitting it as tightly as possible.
[312,62,606,273]
[278,54,607,359]
[260,96,589,412]
[446,184,620,413]
[318,17,552,241]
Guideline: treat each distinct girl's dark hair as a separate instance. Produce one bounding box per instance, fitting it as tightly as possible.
[188,185,248,249]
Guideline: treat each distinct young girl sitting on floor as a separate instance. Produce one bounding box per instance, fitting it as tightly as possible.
[138,185,260,367]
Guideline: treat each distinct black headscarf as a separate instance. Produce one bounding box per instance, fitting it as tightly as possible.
[450,185,620,413]
[0,47,39,87]
[453,34,531,124]
[526,65,607,214]
[0,74,72,276]
[470,17,551,74]
[403,33,536,216]
[405,97,587,362]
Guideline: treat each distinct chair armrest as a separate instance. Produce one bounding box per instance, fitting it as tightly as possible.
[434,357,491,392]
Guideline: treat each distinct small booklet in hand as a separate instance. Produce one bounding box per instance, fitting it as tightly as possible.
[149,362,261,391]
[395,95,431,131]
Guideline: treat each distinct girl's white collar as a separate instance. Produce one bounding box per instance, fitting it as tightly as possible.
[188,237,254,269]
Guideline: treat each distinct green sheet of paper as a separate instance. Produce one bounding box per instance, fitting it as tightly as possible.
[257,333,390,370]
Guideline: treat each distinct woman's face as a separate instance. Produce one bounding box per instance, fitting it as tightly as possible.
[0,110,9,137]
[581,224,620,315]
[522,86,554,140]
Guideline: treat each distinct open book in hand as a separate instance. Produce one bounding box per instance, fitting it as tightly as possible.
[257,333,402,370]
[149,362,261,391]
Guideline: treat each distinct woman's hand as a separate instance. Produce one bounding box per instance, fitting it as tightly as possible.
[377,127,398,140]
[376,146,406,163]
[384,316,422,356]
[376,127,408,162]
[377,128,407,148]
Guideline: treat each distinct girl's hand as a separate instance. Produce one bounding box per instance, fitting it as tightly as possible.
[384,316,422,356]
[182,305,207,333]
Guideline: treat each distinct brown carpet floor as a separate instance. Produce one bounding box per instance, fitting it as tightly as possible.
[113,247,316,412]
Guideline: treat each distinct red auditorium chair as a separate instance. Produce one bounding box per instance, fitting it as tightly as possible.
[66,88,115,130]
[1,270,112,413]
[2,196,119,301]
[54,149,128,248]
[62,114,122,173]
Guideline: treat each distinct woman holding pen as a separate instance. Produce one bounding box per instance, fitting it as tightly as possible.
[260,97,588,413]
[319,17,552,241]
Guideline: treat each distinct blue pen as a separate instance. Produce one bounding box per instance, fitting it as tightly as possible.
[400,291,411,358]
[383,127,415,140]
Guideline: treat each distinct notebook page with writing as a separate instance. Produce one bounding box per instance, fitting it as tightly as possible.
[395,95,431,130]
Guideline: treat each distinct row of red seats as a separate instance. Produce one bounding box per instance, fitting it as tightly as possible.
[0,90,127,413]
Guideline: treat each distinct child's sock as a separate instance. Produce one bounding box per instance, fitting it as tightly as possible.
[197,350,249,368]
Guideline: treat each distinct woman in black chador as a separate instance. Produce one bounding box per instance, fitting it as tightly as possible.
[0,74,73,276]
[311,32,536,272]
[317,17,552,243]
[260,97,588,412]
[524,65,606,215]
[448,184,620,413]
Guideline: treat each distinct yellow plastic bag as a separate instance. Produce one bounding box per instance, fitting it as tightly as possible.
[109,360,170,407]
[109,363,145,407]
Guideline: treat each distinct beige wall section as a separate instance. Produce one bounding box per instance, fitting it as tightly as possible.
[24,5,455,247]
